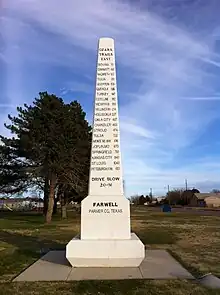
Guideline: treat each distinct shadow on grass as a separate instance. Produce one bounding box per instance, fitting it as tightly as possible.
[0,230,65,253]
[0,211,44,219]
[0,211,45,229]
[0,230,66,281]
[0,210,80,224]
[136,228,179,245]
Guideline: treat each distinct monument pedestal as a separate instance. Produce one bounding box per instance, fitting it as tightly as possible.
[66,233,145,267]
[66,195,145,267]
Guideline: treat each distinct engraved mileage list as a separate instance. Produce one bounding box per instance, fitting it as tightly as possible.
[89,38,123,196]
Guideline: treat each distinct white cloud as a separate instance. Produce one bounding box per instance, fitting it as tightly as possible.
[120,121,156,139]
[2,0,220,196]
[60,81,93,96]
[182,96,220,101]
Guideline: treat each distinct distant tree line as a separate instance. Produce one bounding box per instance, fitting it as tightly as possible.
[166,188,220,205]
[165,189,200,205]
[0,92,92,223]
[129,195,159,206]
[130,188,220,207]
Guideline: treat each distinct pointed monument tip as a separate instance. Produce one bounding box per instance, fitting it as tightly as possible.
[99,37,114,41]
[98,37,115,47]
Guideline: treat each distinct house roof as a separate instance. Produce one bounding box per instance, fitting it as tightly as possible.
[194,193,220,200]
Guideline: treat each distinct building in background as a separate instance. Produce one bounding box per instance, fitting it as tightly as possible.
[189,193,220,208]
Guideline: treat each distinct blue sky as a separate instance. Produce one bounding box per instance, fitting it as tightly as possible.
[1,0,220,197]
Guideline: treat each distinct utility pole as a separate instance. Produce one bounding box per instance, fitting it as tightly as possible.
[185,179,188,191]
[150,188,153,202]
[167,184,170,205]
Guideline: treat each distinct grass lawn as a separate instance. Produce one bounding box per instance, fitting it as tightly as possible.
[0,206,220,294]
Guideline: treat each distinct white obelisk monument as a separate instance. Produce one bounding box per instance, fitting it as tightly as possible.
[66,37,145,267]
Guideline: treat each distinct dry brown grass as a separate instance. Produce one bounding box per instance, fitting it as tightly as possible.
[0,207,220,294]
[131,207,220,276]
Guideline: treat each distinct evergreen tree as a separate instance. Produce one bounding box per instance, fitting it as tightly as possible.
[0,92,91,222]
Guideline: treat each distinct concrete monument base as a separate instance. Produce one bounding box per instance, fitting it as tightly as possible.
[13,249,195,281]
[66,233,145,267]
